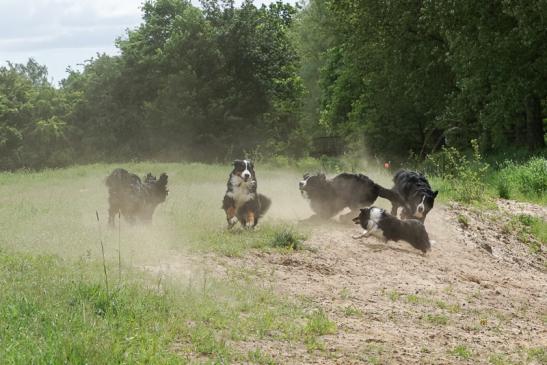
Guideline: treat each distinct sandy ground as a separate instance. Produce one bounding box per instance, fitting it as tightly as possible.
[146,201,547,364]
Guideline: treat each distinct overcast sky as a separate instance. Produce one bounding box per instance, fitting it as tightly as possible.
[0,0,295,85]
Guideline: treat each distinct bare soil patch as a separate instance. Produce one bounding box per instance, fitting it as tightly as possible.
[214,203,547,364]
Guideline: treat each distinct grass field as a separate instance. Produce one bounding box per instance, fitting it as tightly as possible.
[1,160,544,363]
[0,162,339,364]
[0,162,315,258]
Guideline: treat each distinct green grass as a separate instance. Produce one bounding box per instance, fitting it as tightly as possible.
[268,227,306,250]
[0,163,335,363]
[425,314,449,326]
[342,305,363,317]
[496,157,546,204]
[0,162,313,260]
[451,344,472,359]
[359,343,385,365]
[388,290,401,302]
[425,153,546,206]
[0,248,339,363]
[503,214,546,253]
[488,353,512,365]
[526,347,546,363]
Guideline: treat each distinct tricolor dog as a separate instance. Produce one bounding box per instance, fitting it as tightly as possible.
[222,159,271,228]
[352,207,432,254]
[299,172,406,221]
[390,170,438,222]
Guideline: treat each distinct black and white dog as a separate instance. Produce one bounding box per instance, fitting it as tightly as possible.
[105,168,168,226]
[390,170,438,222]
[299,172,406,221]
[352,207,432,254]
[222,159,271,229]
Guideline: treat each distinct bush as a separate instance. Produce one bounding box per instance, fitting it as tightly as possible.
[424,140,490,203]
[497,157,546,201]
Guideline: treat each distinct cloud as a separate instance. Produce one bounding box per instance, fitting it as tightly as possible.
[0,0,296,83]
[0,0,142,51]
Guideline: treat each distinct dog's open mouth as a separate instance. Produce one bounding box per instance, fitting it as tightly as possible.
[352,216,360,224]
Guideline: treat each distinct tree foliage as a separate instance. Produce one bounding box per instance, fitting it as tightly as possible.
[0,0,545,170]
[303,0,546,159]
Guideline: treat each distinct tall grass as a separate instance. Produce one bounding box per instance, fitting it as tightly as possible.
[420,142,546,205]
[496,157,546,204]
[0,248,336,363]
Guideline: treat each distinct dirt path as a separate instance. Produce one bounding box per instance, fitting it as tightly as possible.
[214,204,547,364]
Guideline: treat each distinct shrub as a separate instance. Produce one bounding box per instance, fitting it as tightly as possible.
[498,157,546,201]
[269,227,305,250]
[424,140,489,203]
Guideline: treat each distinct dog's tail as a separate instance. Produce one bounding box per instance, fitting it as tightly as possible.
[258,194,272,217]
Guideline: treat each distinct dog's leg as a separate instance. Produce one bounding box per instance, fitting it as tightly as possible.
[108,207,117,227]
[225,206,238,229]
[245,210,255,228]
[390,204,399,217]
[352,230,369,239]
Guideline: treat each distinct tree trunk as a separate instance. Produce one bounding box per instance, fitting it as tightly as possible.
[525,94,545,150]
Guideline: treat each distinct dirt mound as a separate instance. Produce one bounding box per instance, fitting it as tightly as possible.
[215,203,547,364]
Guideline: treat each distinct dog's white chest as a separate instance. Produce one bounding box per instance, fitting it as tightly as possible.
[227,177,255,209]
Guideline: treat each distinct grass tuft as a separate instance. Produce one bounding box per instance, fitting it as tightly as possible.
[451,344,472,359]
[269,227,305,250]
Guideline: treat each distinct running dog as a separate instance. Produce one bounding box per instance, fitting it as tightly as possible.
[105,168,168,226]
[222,159,271,229]
[299,172,406,221]
[352,206,432,254]
[391,170,438,222]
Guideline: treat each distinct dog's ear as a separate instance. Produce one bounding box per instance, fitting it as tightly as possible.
[144,173,156,183]
[156,173,168,194]
[303,173,310,179]
[433,190,439,198]
[233,159,243,166]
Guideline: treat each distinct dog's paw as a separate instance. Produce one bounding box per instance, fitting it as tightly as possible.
[227,216,238,228]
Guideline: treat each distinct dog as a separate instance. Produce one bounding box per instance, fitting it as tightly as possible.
[352,207,432,254]
[105,168,168,226]
[390,170,438,222]
[299,172,406,221]
[222,159,271,228]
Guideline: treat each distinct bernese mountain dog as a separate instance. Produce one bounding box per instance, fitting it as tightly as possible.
[390,170,438,222]
[352,206,432,254]
[105,168,168,226]
[299,172,406,221]
[222,159,271,229]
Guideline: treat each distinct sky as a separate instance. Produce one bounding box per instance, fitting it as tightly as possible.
[0,0,296,85]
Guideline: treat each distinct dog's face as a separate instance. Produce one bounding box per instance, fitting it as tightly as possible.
[144,172,169,204]
[231,159,255,183]
[410,191,438,219]
[299,173,327,199]
[352,207,371,227]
